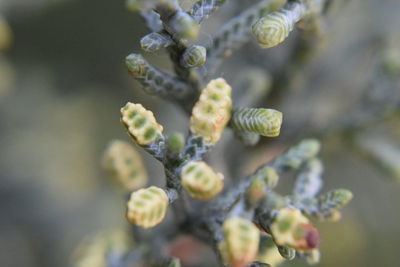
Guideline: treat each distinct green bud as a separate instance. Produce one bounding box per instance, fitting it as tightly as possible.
[181,45,207,68]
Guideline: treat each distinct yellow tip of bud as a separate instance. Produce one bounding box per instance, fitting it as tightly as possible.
[126,186,168,228]
[121,102,163,145]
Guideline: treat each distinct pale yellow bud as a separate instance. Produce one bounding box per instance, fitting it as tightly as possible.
[219,217,260,267]
[121,102,163,145]
[126,186,168,228]
[102,140,147,190]
[181,161,224,200]
[190,78,232,143]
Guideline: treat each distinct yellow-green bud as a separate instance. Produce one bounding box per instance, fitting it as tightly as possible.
[102,140,147,190]
[126,186,168,228]
[231,108,283,137]
[121,102,163,145]
[270,208,319,251]
[219,216,260,267]
[181,161,224,200]
[252,1,306,48]
[190,78,232,143]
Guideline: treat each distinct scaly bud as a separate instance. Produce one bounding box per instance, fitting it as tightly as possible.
[219,217,260,267]
[190,78,232,143]
[126,186,168,228]
[181,161,224,200]
[102,140,147,190]
[181,45,207,68]
[231,108,283,137]
[252,1,307,48]
[140,32,173,52]
[270,208,320,251]
[121,102,163,145]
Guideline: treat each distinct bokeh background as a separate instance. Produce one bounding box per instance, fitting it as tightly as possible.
[0,0,399,266]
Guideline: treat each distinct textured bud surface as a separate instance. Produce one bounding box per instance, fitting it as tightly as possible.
[231,108,283,137]
[219,216,260,267]
[270,208,319,251]
[252,1,306,48]
[121,102,163,145]
[181,45,207,68]
[102,140,147,190]
[126,186,168,228]
[190,78,232,143]
[181,161,224,200]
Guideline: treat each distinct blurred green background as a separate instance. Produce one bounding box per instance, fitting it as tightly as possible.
[0,0,399,266]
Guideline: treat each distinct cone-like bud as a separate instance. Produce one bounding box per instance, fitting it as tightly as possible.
[231,108,283,137]
[126,186,168,228]
[140,32,173,52]
[181,161,224,200]
[102,140,147,190]
[252,1,306,48]
[181,45,207,68]
[190,78,232,143]
[121,102,163,145]
[0,17,12,51]
[219,217,260,267]
[270,208,320,251]
[169,11,199,39]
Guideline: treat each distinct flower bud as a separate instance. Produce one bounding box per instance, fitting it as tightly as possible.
[270,208,320,251]
[126,186,168,228]
[121,102,163,145]
[181,45,207,68]
[181,161,224,200]
[102,140,147,190]
[190,78,232,143]
[252,1,306,48]
[231,108,283,137]
[219,217,260,267]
